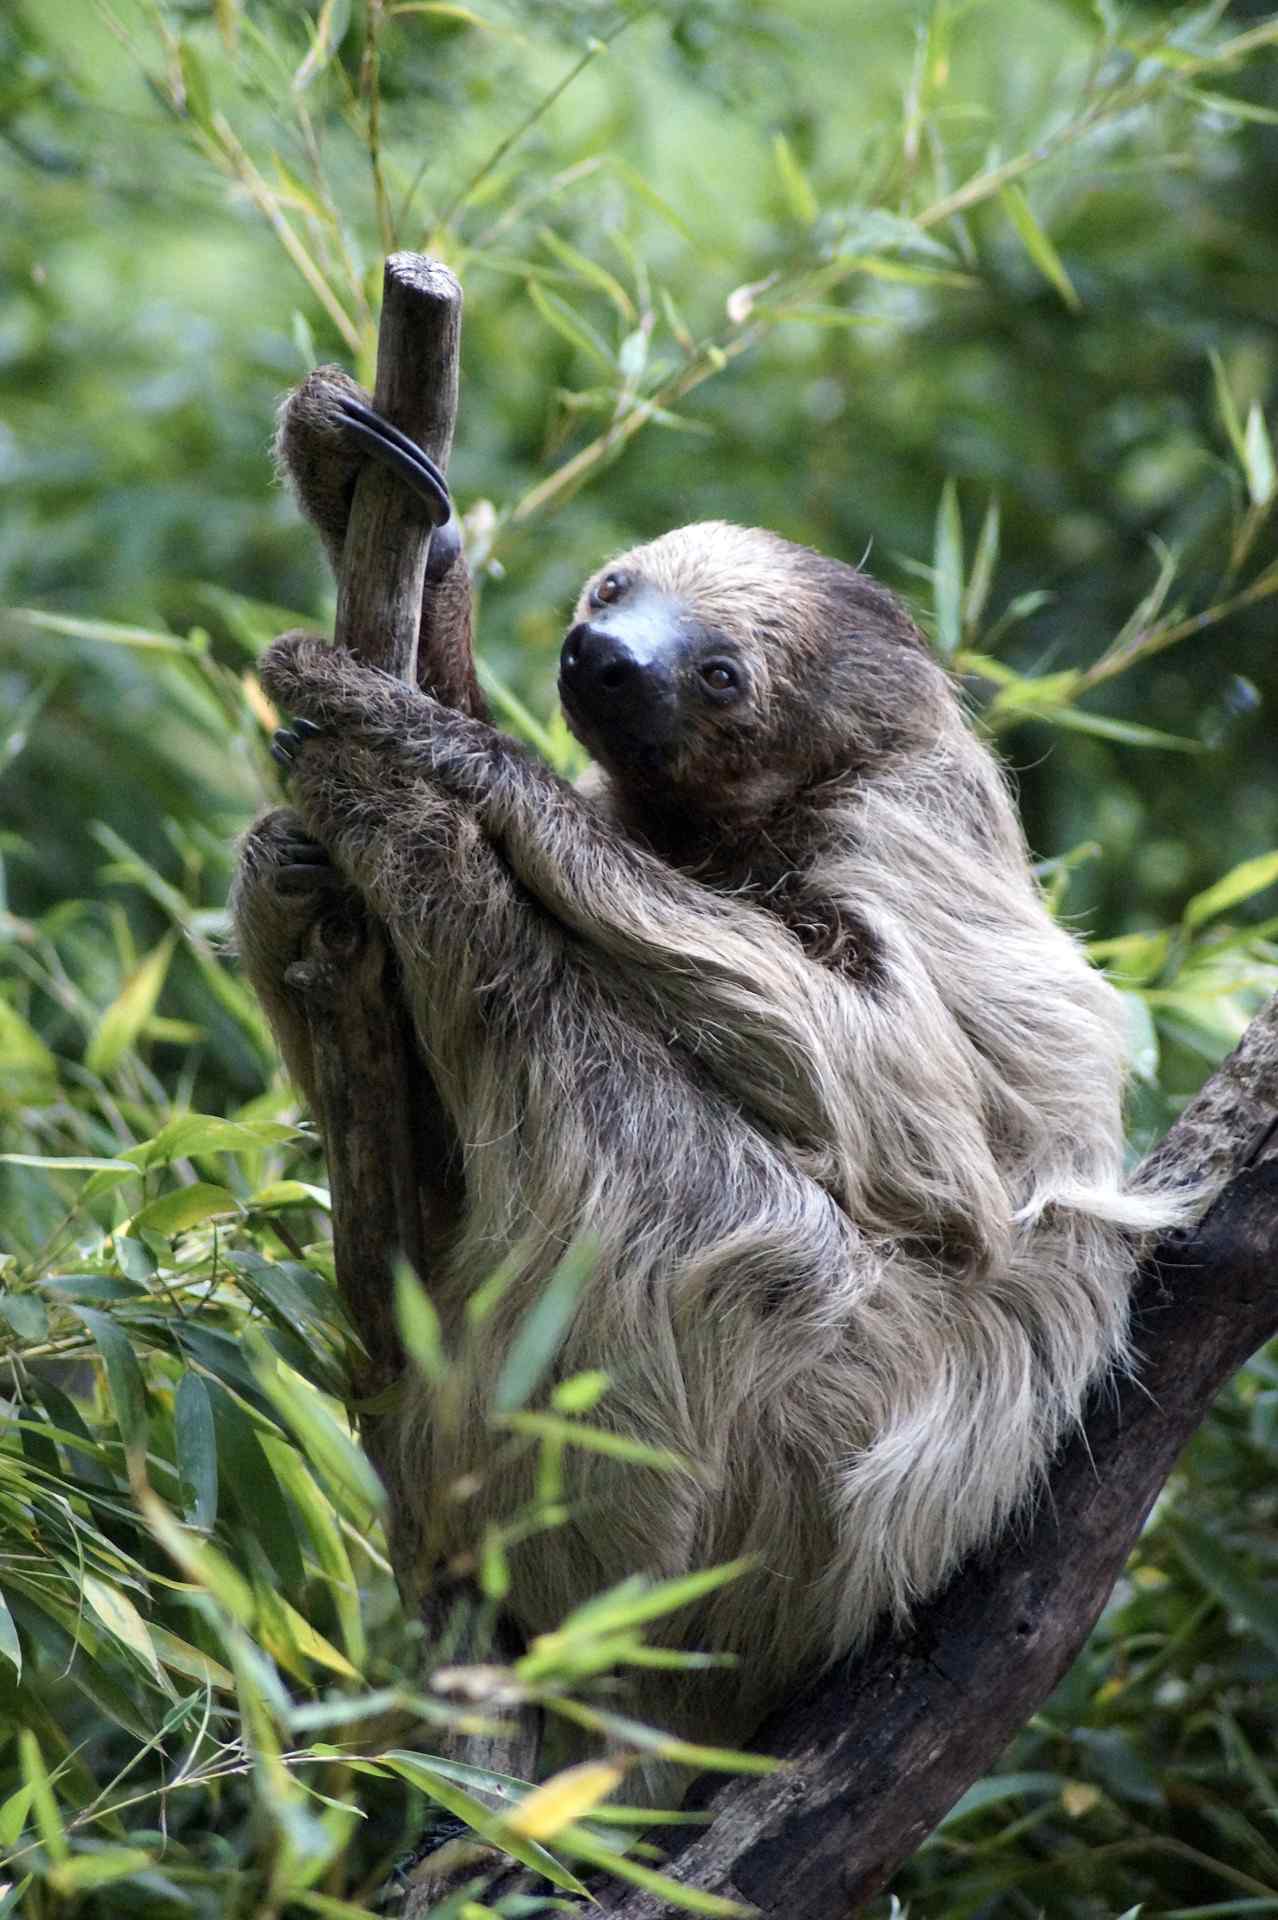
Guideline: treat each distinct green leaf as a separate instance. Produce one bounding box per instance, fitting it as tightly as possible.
[538,227,635,320]
[772,132,818,224]
[1037,707,1203,752]
[73,1306,149,1449]
[46,1849,155,1895]
[550,1560,756,1644]
[293,0,352,90]
[932,478,964,657]
[1183,849,1278,931]
[1243,402,1276,507]
[148,1624,233,1690]
[86,934,176,1077]
[0,1001,56,1090]
[378,1756,589,1895]
[176,1372,219,1530]
[492,1234,599,1414]
[498,1411,688,1473]
[0,1152,124,1174]
[546,1694,776,1775]
[0,1292,47,1341]
[81,1575,168,1690]
[964,496,1001,635]
[178,38,214,130]
[0,1784,33,1850]
[527,278,616,374]
[0,1590,21,1679]
[1000,184,1081,311]
[208,1384,306,1591]
[551,1370,610,1413]
[394,1258,448,1385]
[1167,1516,1278,1660]
[941,1771,1070,1824]
[127,1113,297,1170]
[14,610,205,654]
[248,1333,385,1520]
[556,1822,753,1913]
[1210,348,1250,469]
[131,1182,240,1236]
[19,1730,67,1864]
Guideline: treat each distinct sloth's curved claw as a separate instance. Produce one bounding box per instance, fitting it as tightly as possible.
[271,717,326,773]
[335,394,452,528]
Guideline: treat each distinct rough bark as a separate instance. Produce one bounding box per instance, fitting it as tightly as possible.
[593,993,1278,1918]
[298,256,463,1442]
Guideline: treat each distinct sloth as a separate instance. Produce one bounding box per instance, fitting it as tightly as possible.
[233,369,1180,1788]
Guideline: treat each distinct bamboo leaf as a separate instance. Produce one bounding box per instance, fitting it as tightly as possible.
[81,1575,168,1690]
[557,1822,753,1913]
[176,1372,219,1530]
[964,496,1001,634]
[1000,184,1081,311]
[1243,402,1276,507]
[131,1182,240,1236]
[498,1411,688,1472]
[293,0,351,90]
[539,227,635,319]
[19,1730,67,1865]
[86,935,177,1076]
[772,132,818,224]
[1210,348,1249,468]
[492,1234,599,1414]
[0,1002,56,1089]
[527,278,617,373]
[127,1113,296,1170]
[0,1590,21,1679]
[1183,849,1278,931]
[248,1333,385,1520]
[933,478,964,657]
[73,1307,149,1450]
[378,1757,589,1894]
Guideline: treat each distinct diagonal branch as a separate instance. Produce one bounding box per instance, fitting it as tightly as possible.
[595,992,1278,1919]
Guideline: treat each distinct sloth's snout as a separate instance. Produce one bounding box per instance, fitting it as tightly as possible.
[561,623,647,700]
[559,613,681,749]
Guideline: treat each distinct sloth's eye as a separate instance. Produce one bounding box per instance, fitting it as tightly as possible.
[699,661,740,694]
[593,573,627,607]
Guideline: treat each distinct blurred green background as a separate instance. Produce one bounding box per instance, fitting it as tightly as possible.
[3,1,1278,1915]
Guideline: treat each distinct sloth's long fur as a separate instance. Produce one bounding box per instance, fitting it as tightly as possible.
[234,503,1184,1762]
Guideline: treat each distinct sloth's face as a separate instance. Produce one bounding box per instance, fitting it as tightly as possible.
[559,521,944,820]
[558,562,756,777]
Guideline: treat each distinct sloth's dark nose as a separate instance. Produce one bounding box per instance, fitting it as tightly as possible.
[559,607,682,752]
[560,623,644,701]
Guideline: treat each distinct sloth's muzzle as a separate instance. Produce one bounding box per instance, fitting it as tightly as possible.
[559,596,683,752]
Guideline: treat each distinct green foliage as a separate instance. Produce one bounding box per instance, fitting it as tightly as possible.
[2,0,1278,1912]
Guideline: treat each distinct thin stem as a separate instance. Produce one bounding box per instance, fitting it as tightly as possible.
[433,14,643,240]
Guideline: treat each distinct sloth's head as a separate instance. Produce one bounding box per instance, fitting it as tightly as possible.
[559,521,948,828]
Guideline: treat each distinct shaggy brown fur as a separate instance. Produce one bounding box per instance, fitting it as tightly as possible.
[233,382,1186,1801]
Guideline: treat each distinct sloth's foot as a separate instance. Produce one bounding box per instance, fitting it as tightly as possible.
[330,391,451,527]
[275,365,458,572]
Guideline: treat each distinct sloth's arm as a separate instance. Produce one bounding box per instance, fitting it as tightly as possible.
[260,633,1004,1242]
[274,366,484,717]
